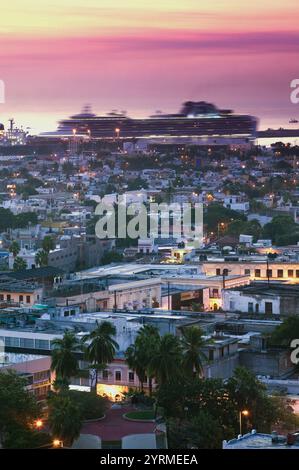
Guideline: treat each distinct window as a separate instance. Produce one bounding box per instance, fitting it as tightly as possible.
[216,268,221,276]
[20,338,34,348]
[266,269,272,278]
[244,269,250,276]
[26,295,31,304]
[248,302,254,313]
[255,304,259,314]
[223,268,229,276]
[265,302,273,315]
[5,336,19,347]
[296,270,299,278]
[255,269,261,278]
[7,294,11,301]
[115,371,121,381]
[129,372,135,382]
[288,270,294,278]
[277,269,284,278]
[208,350,214,361]
[102,370,109,380]
[0,294,3,301]
[229,301,235,310]
[35,339,49,350]
[212,288,219,298]
[19,295,24,302]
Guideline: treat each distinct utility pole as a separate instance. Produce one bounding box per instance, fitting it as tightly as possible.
[266,254,270,286]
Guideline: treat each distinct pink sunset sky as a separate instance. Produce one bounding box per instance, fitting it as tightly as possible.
[0,0,299,132]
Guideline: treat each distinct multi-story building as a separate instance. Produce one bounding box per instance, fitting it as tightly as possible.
[202,260,299,283]
[223,283,299,316]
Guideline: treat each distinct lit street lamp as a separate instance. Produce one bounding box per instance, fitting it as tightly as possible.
[239,409,249,435]
[34,419,43,429]
[53,439,64,448]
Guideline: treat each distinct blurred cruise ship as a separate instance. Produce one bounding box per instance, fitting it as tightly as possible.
[40,101,257,147]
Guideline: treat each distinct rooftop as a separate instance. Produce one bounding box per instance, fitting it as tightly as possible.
[228,282,299,297]
[224,431,299,449]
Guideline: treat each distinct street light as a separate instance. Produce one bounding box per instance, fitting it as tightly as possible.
[34,419,43,429]
[53,439,63,448]
[239,409,249,435]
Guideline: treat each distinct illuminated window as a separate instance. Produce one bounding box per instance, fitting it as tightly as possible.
[277,269,284,278]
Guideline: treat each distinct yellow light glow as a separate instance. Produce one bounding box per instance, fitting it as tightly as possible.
[97,384,128,401]
[53,439,61,447]
[35,419,43,429]
[242,410,249,416]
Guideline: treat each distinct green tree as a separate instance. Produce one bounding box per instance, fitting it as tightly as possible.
[35,249,49,267]
[101,251,123,265]
[82,321,119,392]
[150,334,182,387]
[125,343,147,392]
[9,240,20,258]
[226,367,280,433]
[263,215,298,245]
[51,331,81,387]
[48,393,82,447]
[0,208,15,231]
[13,256,27,271]
[134,325,160,395]
[270,317,299,346]
[0,371,40,448]
[167,411,224,449]
[180,326,208,378]
[42,235,55,253]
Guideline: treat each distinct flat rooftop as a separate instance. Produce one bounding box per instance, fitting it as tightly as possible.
[224,432,299,449]
[228,282,299,297]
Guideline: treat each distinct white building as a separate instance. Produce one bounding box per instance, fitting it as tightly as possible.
[223,195,249,212]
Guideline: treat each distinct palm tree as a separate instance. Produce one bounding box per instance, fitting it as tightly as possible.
[51,331,81,386]
[9,240,20,258]
[35,249,48,267]
[136,325,160,395]
[48,394,82,447]
[150,334,182,386]
[180,326,208,378]
[13,256,27,271]
[42,235,55,253]
[82,321,119,392]
[125,343,147,392]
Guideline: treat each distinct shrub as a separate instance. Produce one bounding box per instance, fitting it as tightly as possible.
[69,390,108,420]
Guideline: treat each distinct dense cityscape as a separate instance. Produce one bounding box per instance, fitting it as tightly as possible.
[1,0,299,458]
